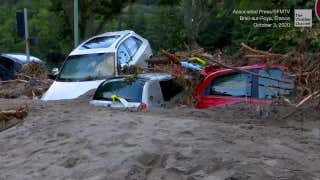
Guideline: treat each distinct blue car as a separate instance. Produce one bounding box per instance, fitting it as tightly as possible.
[0,53,43,80]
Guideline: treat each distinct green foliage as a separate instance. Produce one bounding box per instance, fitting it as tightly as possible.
[197,16,234,51]
[108,4,187,51]
[0,0,73,65]
[0,0,319,67]
[0,4,25,53]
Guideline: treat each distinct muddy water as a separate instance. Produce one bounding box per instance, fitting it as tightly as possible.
[0,98,319,180]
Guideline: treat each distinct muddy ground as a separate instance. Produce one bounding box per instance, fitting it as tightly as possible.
[0,98,319,180]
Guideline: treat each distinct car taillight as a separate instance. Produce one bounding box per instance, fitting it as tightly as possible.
[139,103,148,110]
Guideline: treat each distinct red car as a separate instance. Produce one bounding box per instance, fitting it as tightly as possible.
[193,64,294,109]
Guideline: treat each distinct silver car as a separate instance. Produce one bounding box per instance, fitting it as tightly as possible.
[90,73,183,109]
[42,30,153,100]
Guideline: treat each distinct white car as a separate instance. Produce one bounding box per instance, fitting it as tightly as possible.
[90,73,183,109]
[42,30,152,101]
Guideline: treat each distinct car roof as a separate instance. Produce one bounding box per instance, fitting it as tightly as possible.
[0,53,43,64]
[137,73,173,81]
[105,73,173,82]
[201,63,286,76]
[69,30,136,56]
[97,30,133,37]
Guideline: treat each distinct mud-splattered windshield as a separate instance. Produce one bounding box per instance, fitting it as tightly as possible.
[58,53,115,81]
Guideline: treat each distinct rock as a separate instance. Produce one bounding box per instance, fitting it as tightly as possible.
[135,151,160,167]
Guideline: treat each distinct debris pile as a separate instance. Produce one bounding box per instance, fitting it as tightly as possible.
[0,62,53,99]
[146,43,320,105]
[0,104,28,131]
[239,43,320,98]
[20,61,47,79]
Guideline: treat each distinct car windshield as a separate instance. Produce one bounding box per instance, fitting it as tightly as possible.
[93,78,145,102]
[58,53,115,81]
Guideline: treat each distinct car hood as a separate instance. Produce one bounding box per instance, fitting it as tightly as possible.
[41,80,104,101]
[90,100,141,108]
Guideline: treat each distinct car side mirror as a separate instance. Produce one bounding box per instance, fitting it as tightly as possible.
[51,67,59,75]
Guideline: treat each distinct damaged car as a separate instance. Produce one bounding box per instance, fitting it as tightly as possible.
[90,73,183,109]
[0,53,43,80]
[42,30,152,101]
[194,64,294,108]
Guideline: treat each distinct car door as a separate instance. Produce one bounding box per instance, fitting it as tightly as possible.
[116,36,143,67]
[196,72,253,108]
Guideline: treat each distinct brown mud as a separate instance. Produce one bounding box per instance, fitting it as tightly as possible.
[0,98,319,180]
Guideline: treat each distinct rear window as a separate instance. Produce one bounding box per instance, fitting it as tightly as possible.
[159,79,183,101]
[80,36,120,49]
[94,78,145,102]
[257,69,294,99]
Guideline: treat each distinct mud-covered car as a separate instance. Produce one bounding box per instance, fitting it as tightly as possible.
[90,73,183,109]
[194,64,294,108]
[42,30,153,100]
[0,53,43,80]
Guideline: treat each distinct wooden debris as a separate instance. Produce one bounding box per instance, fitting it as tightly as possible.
[0,61,53,99]
[0,104,28,130]
[160,50,181,63]
[240,43,287,58]
[20,61,47,79]
[0,79,29,84]
[295,91,319,108]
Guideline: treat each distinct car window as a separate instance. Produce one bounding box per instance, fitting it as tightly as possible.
[0,58,15,80]
[257,69,294,99]
[117,44,131,65]
[206,73,252,97]
[124,37,142,57]
[0,57,14,70]
[79,36,120,49]
[159,79,183,101]
[93,78,146,102]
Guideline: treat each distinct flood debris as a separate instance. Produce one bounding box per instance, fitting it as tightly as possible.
[0,53,44,81]
[145,43,320,107]
[0,104,28,131]
[1,43,319,109]
[0,61,53,99]
[20,61,47,80]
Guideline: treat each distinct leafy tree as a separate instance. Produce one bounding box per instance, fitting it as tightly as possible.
[197,16,234,51]
[49,0,135,40]
[0,0,319,67]
[108,4,187,51]
[180,0,217,47]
